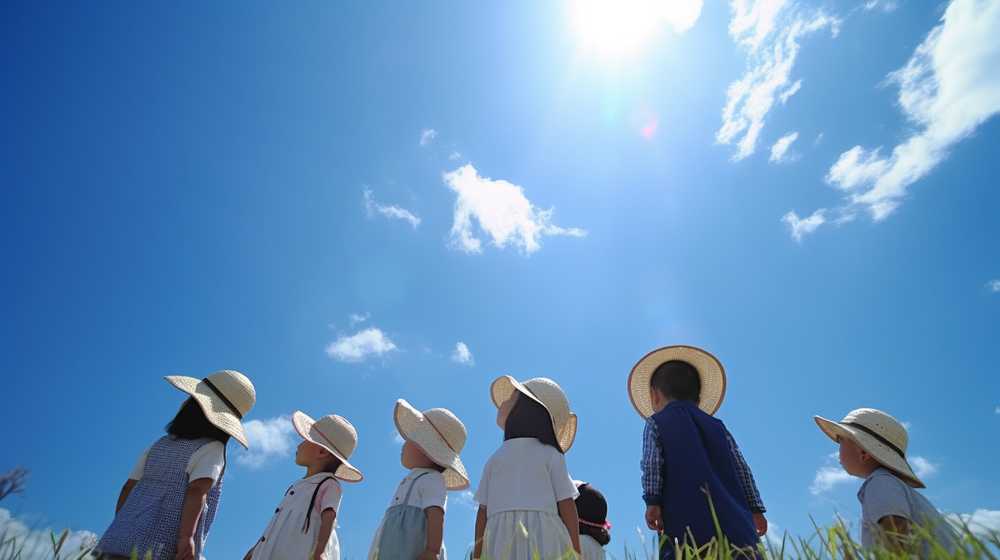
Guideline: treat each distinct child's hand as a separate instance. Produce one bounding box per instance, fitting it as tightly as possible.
[753,512,768,536]
[417,549,439,560]
[645,505,663,532]
[174,536,195,560]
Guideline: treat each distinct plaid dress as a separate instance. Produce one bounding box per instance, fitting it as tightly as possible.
[97,436,225,560]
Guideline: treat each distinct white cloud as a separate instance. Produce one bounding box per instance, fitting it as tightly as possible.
[782,208,827,242]
[420,128,438,146]
[987,279,1000,293]
[454,490,477,509]
[995,405,1000,414]
[363,188,421,229]
[349,312,370,326]
[864,0,899,13]
[326,327,397,362]
[237,415,295,468]
[718,1,840,160]
[769,131,799,163]
[448,151,462,161]
[947,509,1000,537]
[825,0,1000,220]
[451,342,474,366]
[810,465,854,495]
[0,508,97,559]
[910,455,938,479]
[442,164,586,255]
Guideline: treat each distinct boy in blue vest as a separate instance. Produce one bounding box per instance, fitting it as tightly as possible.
[628,346,766,558]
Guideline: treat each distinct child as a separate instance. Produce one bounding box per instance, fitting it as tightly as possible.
[814,408,958,555]
[96,370,257,560]
[246,411,362,560]
[368,399,470,560]
[473,375,581,560]
[575,482,611,560]
[627,346,766,559]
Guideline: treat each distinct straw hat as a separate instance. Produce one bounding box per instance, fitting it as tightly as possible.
[292,411,363,482]
[394,399,470,490]
[165,370,256,448]
[490,376,577,452]
[814,408,924,488]
[628,345,727,418]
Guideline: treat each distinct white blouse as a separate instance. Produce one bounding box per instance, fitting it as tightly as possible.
[128,438,226,483]
[474,438,578,515]
[251,474,343,560]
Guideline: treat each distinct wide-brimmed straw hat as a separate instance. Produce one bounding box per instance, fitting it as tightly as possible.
[166,370,256,449]
[292,410,363,482]
[394,399,470,490]
[814,408,924,488]
[490,375,577,452]
[628,345,727,418]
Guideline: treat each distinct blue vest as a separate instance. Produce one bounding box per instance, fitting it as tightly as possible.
[651,401,756,557]
[97,436,225,559]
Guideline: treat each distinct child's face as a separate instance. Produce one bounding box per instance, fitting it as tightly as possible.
[838,436,876,477]
[400,440,437,469]
[295,440,330,468]
[496,392,519,430]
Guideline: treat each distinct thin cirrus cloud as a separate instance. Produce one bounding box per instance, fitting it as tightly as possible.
[326,327,398,363]
[236,415,295,468]
[442,164,586,255]
[984,279,1000,293]
[820,0,1000,223]
[451,341,474,366]
[769,131,799,163]
[717,0,840,161]
[363,188,421,229]
[782,208,826,242]
[419,128,438,146]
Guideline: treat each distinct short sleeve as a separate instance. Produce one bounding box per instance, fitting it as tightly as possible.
[548,450,579,502]
[415,473,448,511]
[317,479,342,514]
[186,441,226,483]
[473,459,491,506]
[128,447,150,480]
[862,474,912,526]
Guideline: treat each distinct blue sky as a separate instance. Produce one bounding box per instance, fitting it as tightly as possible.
[2,0,999,557]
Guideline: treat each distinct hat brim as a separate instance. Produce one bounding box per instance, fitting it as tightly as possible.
[814,416,925,488]
[394,400,470,490]
[293,411,363,482]
[627,346,727,418]
[491,375,577,452]
[166,375,249,449]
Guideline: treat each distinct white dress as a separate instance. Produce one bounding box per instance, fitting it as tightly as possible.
[251,474,343,560]
[580,535,604,560]
[474,438,579,560]
[367,468,449,560]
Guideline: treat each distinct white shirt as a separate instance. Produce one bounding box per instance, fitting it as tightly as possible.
[252,474,343,560]
[474,438,578,516]
[386,468,448,511]
[580,535,605,560]
[128,438,226,483]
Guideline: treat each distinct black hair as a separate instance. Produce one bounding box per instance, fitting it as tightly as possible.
[504,393,562,453]
[576,483,610,546]
[166,397,231,443]
[649,360,701,403]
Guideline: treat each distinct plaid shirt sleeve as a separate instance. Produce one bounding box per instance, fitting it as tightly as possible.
[641,418,663,506]
[727,431,766,513]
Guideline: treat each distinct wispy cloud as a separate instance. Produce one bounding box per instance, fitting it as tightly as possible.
[718,1,840,160]
[0,508,97,559]
[363,188,421,229]
[770,131,799,163]
[442,164,586,255]
[454,490,477,509]
[863,0,898,13]
[448,151,462,161]
[825,0,1000,221]
[419,128,438,146]
[326,327,397,362]
[349,312,370,326]
[810,465,854,495]
[910,455,938,479]
[987,280,1000,293]
[947,509,1000,537]
[782,209,827,242]
[451,341,474,366]
[237,415,295,468]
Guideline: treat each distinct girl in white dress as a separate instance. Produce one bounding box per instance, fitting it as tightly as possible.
[245,411,363,560]
[574,482,610,560]
[473,376,581,560]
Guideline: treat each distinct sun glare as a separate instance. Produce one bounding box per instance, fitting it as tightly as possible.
[569,0,702,60]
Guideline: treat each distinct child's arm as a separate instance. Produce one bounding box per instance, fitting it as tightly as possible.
[311,509,337,560]
[114,479,138,513]
[726,431,768,535]
[174,477,213,560]
[418,506,444,560]
[557,498,581,555]
[473,505,487,559]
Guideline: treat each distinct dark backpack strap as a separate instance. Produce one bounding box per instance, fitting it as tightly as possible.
[400,471,431,505]
[302,476,338,533]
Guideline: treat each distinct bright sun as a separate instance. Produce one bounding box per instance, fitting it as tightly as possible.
[568,0,702,60]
